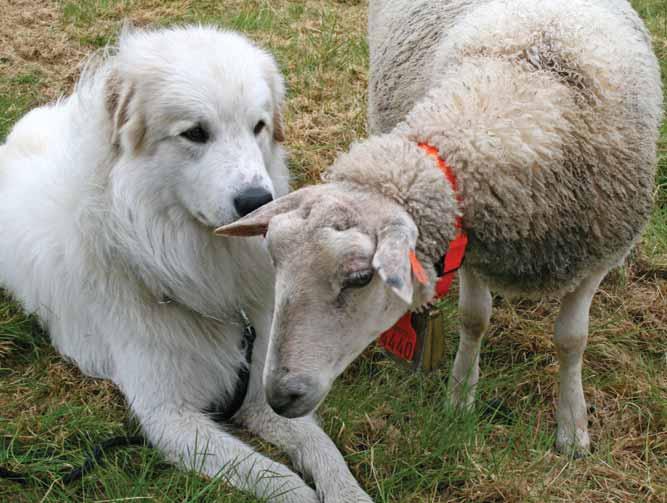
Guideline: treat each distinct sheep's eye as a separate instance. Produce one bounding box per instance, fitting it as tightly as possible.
[180,125,209,143]
[342,270,374,289]
[253,120,266,136]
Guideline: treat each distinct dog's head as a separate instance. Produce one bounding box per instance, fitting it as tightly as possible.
[104,26,287,228]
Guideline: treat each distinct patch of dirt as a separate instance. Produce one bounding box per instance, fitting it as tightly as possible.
[0,0,85,98]
[0,0,194,100]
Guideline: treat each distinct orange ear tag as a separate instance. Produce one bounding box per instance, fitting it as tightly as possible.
[379,312,417,361]
[409,250,428,285]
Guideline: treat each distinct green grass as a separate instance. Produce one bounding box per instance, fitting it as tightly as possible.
[0,74,43,142]
[1,0,666,502]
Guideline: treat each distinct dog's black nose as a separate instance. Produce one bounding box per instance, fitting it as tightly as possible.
[234,188,273,217]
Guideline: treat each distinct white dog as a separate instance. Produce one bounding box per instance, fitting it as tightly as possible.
[0,26,371,503]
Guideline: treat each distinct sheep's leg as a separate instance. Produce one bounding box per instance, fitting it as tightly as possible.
[553,268,607,455]
[448,267,492,408]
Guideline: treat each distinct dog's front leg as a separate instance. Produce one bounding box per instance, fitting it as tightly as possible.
[238,310,373,503]
[116,355,318,503]
[131,402,318,502]
[237,402,373,503]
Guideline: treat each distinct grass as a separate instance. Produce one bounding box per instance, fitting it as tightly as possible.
[0,74,42,142]
[0,0,666,502]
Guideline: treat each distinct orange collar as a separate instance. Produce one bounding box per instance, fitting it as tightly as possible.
[379,141,468,362]
[417,143,461,203]
[415,142,468,297]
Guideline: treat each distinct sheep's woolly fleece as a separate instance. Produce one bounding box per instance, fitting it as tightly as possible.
[329,0,663,298]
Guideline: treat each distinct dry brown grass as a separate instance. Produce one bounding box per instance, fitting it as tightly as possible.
[0,0,80,97]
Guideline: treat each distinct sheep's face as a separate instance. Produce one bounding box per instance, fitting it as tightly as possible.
[216,184,418,418]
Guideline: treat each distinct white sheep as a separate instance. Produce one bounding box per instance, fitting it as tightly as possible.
[218,0,664,455]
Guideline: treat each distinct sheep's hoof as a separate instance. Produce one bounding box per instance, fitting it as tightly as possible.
[446,395,475,412]
[555,427,590,458]
[446,383,477,411]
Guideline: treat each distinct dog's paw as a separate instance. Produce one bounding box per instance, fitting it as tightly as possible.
[319,487,374,503]
[276,485,319,503]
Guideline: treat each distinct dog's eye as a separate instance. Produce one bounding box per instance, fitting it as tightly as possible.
[180,125,209,144]
[253,120,266,136]
[342,270,374,289]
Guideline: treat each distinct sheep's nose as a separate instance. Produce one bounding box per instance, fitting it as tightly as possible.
[234,187,273,217]
[265,374,320,418]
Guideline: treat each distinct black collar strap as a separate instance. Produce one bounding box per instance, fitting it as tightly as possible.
[205,311,257,423]
[160,297,257,422]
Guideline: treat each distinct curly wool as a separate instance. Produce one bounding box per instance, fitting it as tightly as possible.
[325,135,460,265]
[357,0,663,297]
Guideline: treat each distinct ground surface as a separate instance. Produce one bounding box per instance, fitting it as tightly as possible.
[0,1,665,502]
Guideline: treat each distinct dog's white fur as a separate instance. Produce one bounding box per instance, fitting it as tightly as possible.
[0,26,371,502]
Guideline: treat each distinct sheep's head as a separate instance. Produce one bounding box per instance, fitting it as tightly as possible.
[216,184,424,418]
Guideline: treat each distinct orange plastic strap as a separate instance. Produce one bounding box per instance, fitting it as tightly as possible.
[417,143,459,194]
[435,233,468,298]
[415,142,467,299]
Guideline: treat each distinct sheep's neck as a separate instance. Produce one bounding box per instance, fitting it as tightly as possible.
[401,136,464,265]
[415,142,463,224]
[326,132,462,267]
[413,142,468,297]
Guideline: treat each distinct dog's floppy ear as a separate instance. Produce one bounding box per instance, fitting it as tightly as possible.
[273,109,285,143]
[105,69,145,152]
[215,188,309,237]
[260,53,286,144]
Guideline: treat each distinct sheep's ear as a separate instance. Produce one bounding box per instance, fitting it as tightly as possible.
[105,69,145,151]
[215,189,308,237]
[372,219,418,305]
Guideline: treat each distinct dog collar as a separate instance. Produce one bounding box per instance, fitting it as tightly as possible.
[205,309,256,422]
[378,142,468,362]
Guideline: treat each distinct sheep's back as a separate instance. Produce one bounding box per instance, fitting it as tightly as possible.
[368,0,485,135]
[397,0,663,296]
